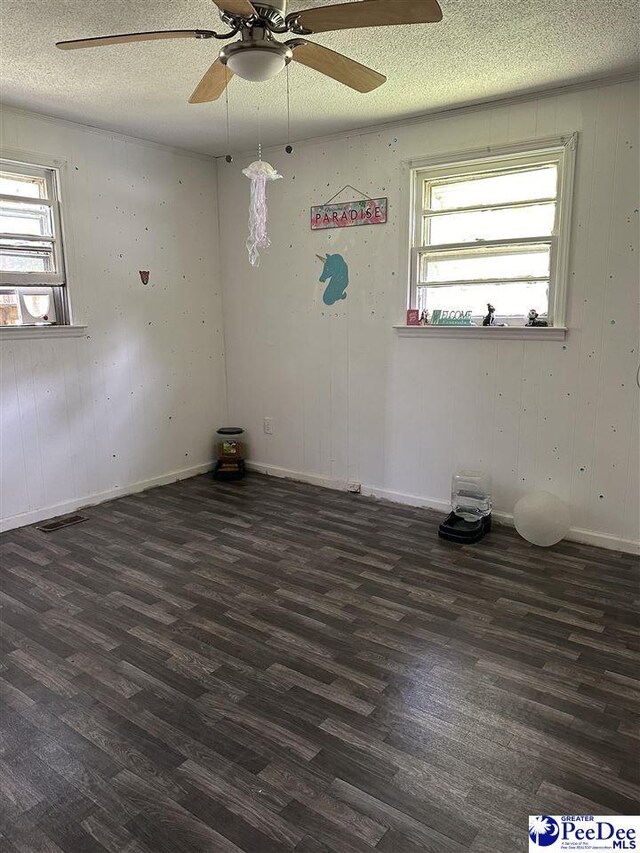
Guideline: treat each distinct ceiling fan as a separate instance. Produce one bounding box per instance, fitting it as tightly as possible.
[56,0,443,102]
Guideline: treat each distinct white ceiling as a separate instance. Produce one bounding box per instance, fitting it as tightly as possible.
[1,0,638,156]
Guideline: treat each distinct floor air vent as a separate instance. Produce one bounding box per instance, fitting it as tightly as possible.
[37,514,89,533]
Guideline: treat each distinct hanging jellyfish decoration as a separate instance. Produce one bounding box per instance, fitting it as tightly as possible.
[242,158,282,267]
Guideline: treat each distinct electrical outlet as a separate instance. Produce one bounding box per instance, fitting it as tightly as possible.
[263,417,273,435]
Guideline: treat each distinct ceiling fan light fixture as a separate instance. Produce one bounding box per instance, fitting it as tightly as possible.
[227,50,285,81]
[221,41,292,82]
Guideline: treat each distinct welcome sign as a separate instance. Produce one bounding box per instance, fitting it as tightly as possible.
[430,309,473,326]
[311,197,387,230]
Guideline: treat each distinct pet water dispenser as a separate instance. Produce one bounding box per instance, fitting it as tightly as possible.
[438,470,492,543]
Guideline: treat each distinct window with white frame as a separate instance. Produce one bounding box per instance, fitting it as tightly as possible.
[409,136,576,327]
[0,158,69,326]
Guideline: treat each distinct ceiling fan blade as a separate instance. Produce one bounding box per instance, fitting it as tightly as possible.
[212,0,257,17]
[189,59,232,103]
[294,0,442,34]
[290,41,385,93]
[56,30,217,50]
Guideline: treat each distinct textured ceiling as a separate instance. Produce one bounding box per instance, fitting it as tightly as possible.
[1,0,638,156]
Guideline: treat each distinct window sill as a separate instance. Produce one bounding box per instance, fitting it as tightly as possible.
[0,324,88,341]
[393,325,567,340]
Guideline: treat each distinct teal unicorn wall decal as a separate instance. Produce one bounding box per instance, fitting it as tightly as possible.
[316,253,349,305]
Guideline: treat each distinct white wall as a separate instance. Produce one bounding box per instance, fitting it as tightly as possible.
[1,108,227,530]
[218,79,640,552]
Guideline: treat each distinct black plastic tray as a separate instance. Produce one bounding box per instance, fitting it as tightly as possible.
[438,511,491,543]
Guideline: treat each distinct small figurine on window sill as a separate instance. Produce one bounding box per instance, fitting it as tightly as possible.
[419,309,429,325]
[482,303,496,326]
[526,308,548,327]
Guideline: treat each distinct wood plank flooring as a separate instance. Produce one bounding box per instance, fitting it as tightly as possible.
[0,472,638,853]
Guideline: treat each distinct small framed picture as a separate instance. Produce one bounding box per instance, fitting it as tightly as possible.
[406,309,420,326]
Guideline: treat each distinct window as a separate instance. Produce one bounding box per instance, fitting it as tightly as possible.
[409,136,576,328]
[0,158,69,325]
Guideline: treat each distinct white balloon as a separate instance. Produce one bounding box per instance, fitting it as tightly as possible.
[513,491,571,547]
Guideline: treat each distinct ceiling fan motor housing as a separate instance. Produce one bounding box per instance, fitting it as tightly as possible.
[219,1,288,29]
[255,1,287,25]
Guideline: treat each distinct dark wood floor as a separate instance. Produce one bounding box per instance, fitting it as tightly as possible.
[1,473,638,853]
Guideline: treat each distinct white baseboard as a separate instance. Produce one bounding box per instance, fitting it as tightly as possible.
[553,525,640,555]
[361,484,451,513]
[246,461,351,493]
[248,461,640,556]
[0,461,214,533]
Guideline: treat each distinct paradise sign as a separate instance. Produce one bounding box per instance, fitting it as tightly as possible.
[311,197,387,230]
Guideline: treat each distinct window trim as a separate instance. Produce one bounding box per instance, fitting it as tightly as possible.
[0,159,66,287]
[0,148,74,326]
[404,134,578,329]
[0,323,87,341]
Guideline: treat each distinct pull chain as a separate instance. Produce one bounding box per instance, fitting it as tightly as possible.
[257,105,262,160]
[287,64,291,143]
[285,64,293,154]
[224,67,232,163]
